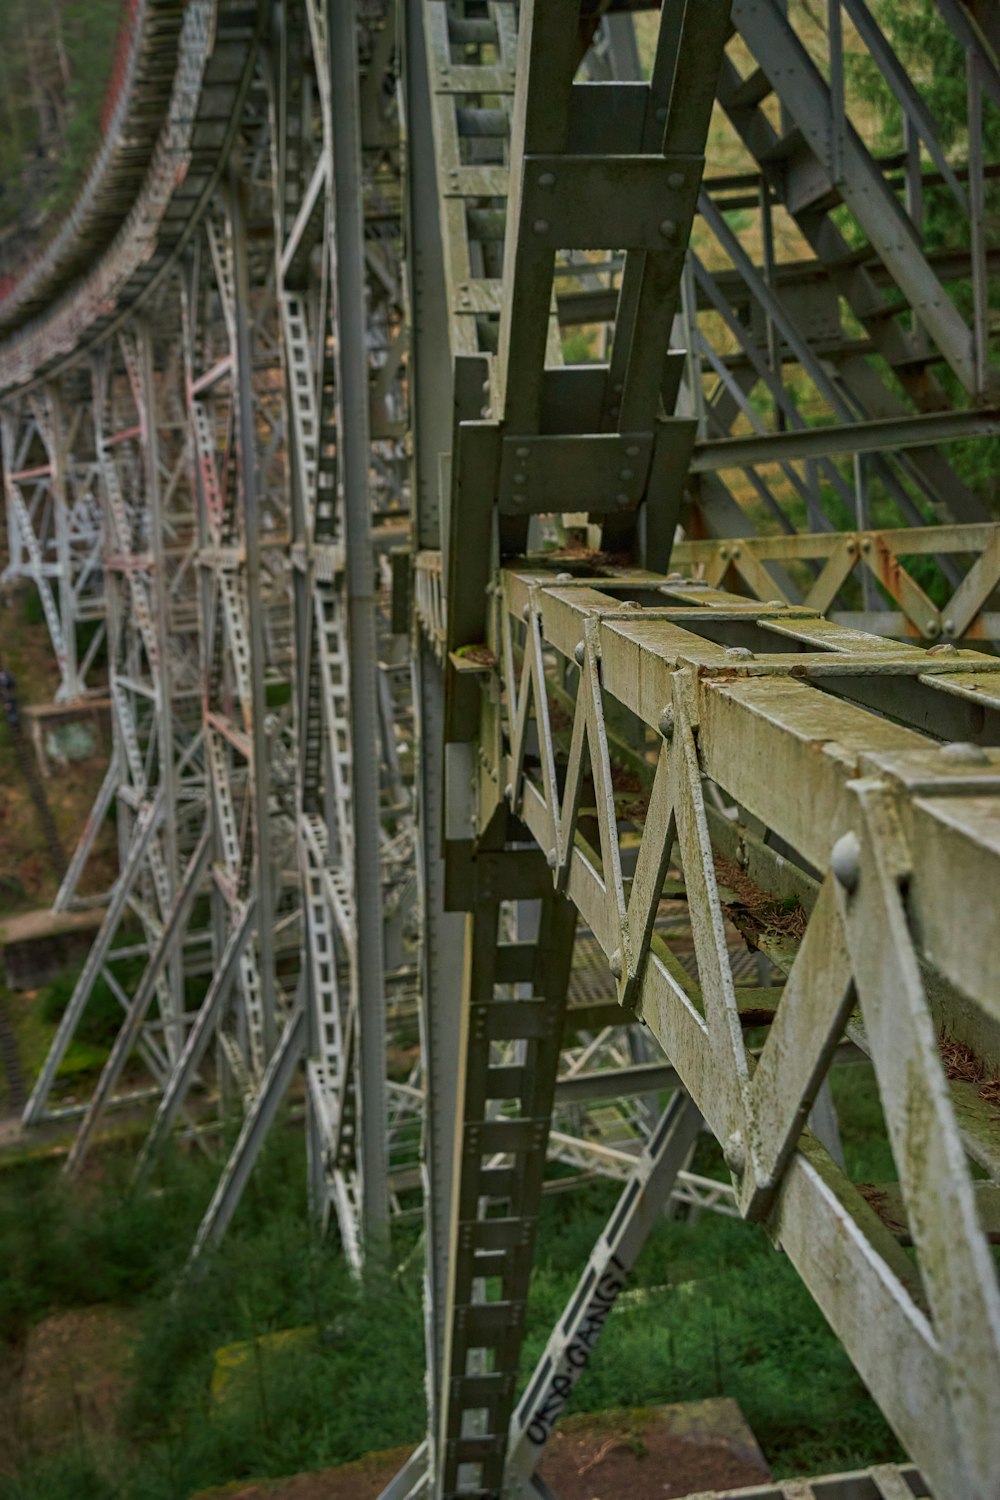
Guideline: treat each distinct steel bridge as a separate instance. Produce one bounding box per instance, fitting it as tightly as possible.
[1,2,999,1497]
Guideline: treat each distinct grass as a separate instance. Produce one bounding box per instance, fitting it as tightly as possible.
[0,1061,908,1498]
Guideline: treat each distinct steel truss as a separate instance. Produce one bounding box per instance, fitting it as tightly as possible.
[396,0,1000,1498]
[0,1,998,1498]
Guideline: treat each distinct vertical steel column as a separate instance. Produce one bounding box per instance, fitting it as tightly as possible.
[328,0,390,1239]
[138,321,183,1060]
[46,384,81,700]
[230,175,279,1058]
[400,0,469,1413]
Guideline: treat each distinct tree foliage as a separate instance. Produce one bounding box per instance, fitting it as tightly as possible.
[0,0,122,269]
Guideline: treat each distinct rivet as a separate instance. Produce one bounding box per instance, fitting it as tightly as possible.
[482,379,491,394]
[533,218,549,235]
[940,741,989,765]
[625,445,640,457]
[538,171,555,188]
[619,599,641,611]
[667,572,683,581]
[547,847,558,868]
[943,618,956,635]
[521,603,531,620]
[613,382,623,395]
[513,472,526,485]
[765,599,785,608]
[659,218,678,239]
[724,645,754,661]
[925,619,941,638]
[620,468,634,481]
[861,539,872,552]
[667,171,685,189]
[831,831,861,892]
[720,547,730,559]
[658,706,675,738]
[723,1131,745,1176]
[556,572,573,582]
[616,492,629,506]
[609,949,622,979]
[515,446,529,459]
[504,783,513,802]
[928,643,957,656]
[574,640,586,665]
[846,542,857,555]
[732,547,742,559]
[655,105,667,122]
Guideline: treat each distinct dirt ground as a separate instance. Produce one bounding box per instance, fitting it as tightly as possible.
[194,1400,770,1500]
[537,1401,771,1500]
[0,1304,138,1476]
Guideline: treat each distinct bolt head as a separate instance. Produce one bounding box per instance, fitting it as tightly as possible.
[574,640,586,666]
[616,492,629,506]
[667,171,685,189]
[538,172,555,188]
[928,642,957,656]
[925,619,941,638]
[830,831,861,893]
[941,741,989,765]
[555,572,573,583]
[723,645,754,661]
[620,468,634,482]
[659,218,678,239]
[723,1131,745,1176]
[521,603,531,621]
[513,472,526,485]
[658,706,675,738]
[619,599,641,611]
[943,618,956,635]
[609,949,623,979]
[504,783,513,802]
[547,847,558,868]
[765,599,785,608]
[625,445,640,458]
[533,218,549,235]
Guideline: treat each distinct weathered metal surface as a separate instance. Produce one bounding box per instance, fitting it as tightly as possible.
[2,1,1000,1497]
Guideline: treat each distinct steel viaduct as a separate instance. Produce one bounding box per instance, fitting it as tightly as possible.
[2,2,1000,1497]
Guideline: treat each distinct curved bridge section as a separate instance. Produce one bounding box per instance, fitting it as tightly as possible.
[0,0,262,389]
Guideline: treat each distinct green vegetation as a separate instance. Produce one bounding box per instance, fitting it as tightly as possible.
[0,1065,905,1498]
[847,0,1000,505]
[0,0,123,260]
